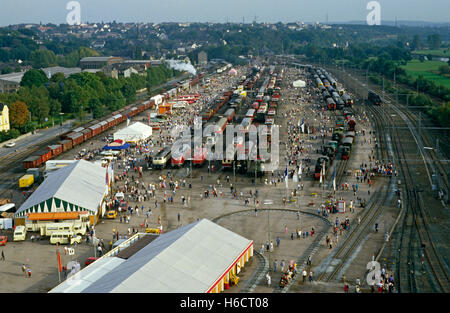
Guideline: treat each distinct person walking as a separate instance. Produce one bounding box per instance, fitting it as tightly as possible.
[22,264,27,277]
[178,212,181,223]
[269,241,274,252]
[280,260,286,272]
[260,244,264,254]
[1,250,4,261]
[308,271,313,283]
[344,283,349,293]
[307,255,312,266]
[302,269,307,282]
[276,237,280,247]
[273,260,278,272]
[266,272,271,287]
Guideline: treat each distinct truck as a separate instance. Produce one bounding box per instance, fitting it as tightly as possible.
[19,174,34,188]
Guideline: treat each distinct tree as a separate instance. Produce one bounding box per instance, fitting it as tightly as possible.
[9,100,30,128]
[20,69,49,88]
[411,34,421,50]
[438,65,450,75]
[30,49,56,68]
[88,98,104,118]
[427,34,441,50]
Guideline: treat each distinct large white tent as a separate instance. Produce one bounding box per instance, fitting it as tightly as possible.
[113,122,152,143]
[50,219,254,293]
[15,160,108,219]
[293,79,306,88]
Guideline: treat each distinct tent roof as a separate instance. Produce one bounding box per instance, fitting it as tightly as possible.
[72,219,252,293]
[293,79,306,87]
[15,160,107,216]
[114,122,152,141]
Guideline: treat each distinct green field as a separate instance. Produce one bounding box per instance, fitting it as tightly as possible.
[412,49,450,58]
[401,60,450,89]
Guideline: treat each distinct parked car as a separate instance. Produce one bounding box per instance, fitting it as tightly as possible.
[85,257,99,266]
[5,142,16,148]
[107,210,117,219]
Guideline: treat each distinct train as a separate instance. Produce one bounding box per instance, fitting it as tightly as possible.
[152,146,173,169]
[368,90,382,106]
[23,73,204,170]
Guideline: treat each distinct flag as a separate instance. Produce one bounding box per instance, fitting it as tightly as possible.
[106,170,109,187]
[284,166,288,189]
[57,251,62,273]
[333,167,336,191]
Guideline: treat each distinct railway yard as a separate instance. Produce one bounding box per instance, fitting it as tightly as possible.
[0,59,448,293]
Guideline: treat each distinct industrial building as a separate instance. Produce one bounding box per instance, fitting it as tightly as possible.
[79,56,124,70]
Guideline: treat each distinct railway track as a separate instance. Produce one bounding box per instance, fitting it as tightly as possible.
[374,105,450,293]
[315,100,394,284]
[212,207,332,293]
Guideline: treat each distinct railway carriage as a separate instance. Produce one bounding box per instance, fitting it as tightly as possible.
[152,146,172,169]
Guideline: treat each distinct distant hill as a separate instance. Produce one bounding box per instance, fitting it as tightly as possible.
[331,20,450,27]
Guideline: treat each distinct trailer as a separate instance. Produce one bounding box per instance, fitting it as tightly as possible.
[19,174,34,188]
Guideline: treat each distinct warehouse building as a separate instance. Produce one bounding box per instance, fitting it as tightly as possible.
[14,159,109,227]
[79,56,123,70]
[50,219,254,293]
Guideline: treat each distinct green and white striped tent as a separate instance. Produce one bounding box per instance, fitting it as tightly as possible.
[15,160,109,218]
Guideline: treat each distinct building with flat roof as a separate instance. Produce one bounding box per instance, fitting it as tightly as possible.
[41,66,81,78]
[49,219,254,293]
[80,56,123,70]
[0,71,26,93]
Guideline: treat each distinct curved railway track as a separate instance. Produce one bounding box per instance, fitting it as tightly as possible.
[370,105,450,293]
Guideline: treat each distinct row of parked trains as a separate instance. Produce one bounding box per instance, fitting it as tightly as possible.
[308,65,358,180]
[311,68,354,110]
[22,74,204,169]
[314,111,357,180]
[151,66,281,177]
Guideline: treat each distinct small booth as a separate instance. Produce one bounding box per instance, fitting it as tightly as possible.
[337,200,346,213]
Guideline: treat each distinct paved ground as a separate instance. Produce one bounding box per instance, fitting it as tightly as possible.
[0,65,398,293]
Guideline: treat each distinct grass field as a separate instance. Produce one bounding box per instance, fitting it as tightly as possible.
[412,49,450,58]
[401,59,450,89]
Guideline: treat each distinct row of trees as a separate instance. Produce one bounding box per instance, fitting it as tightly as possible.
[0,63,180,142]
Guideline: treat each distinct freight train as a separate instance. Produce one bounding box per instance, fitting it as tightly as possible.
[23,73,204,169]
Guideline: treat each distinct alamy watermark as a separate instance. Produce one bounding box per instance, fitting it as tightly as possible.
[66,1,81,26]
[366,1,381,26]
[366,261,382,285]
[170,117,280,172]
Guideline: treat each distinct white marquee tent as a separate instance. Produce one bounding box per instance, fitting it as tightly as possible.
[293,79,306,88]
[113,122,153,143]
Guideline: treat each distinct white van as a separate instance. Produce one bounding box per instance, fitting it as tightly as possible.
[73,222,87,236]
[13,225,26,241]
[40,222,74,237]
[50,231,81,245]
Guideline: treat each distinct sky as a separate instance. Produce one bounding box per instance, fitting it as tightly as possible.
[0,0,449,26]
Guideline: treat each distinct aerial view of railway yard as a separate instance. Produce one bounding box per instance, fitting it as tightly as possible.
[0,0,448,298]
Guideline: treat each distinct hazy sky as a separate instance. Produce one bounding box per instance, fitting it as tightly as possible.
[0,0,449,26]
